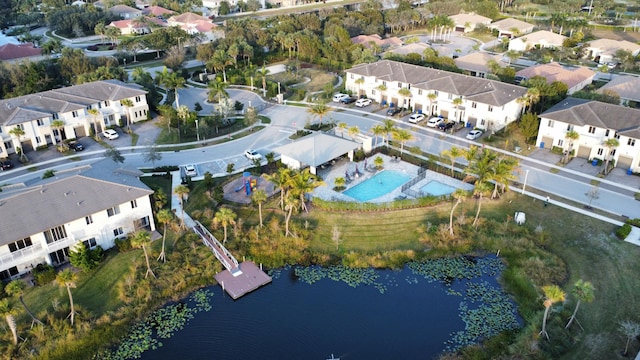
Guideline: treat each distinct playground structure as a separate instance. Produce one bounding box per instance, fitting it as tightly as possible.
[235,171,258,196]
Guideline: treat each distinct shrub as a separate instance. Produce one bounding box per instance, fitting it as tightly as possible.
[42,170,55,179]
[616,223,632,239]
[625,218,640,227]
[33,264,55,285]
[150,165,179,173]
[115,237,133,252]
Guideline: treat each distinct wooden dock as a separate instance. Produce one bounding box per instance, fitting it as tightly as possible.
[214,261,272,300]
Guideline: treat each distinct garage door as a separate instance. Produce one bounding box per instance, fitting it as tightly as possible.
[578,146,591,159]
[74,126,87,138]
[414,103,423,113]
[440,110,449,118]
[541,136,553,149]
[617,155,633,168]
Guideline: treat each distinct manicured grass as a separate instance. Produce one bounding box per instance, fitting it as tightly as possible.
[140,174,172,208]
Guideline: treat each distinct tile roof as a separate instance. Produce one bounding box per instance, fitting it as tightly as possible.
[109,4,142,14]
[0,80,147,126]
[0,43,42,60]
[0,159,153,246]
[168,12,209,24]
[454,52,507,73]
[490,18,534,32]
[351,34,403,48]
[387,43,430,57]
[516,62,595,90]
[542,97,640,139]
[348,60,527,106]
[516,30,566,45]
[450,13,492,26]
[142,5,174,16]
[597,75,640,101]
[588,38,640,55]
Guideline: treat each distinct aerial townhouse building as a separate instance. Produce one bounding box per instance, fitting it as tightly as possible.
[345,60,527,132]
[0,80,149,158]
[0,159,156,281]
[537,97,640,172]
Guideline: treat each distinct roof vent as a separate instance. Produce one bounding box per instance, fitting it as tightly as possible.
[77,201,83,206]
[40,189,46,194]
[127,188,131,191]
[64,191,70,196]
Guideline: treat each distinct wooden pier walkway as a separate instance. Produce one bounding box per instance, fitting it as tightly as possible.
[193,221,271,299]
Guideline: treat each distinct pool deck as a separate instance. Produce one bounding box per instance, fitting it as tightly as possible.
[313,154,473,203]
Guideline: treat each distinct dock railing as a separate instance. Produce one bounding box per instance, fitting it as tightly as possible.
[193,220,239,272]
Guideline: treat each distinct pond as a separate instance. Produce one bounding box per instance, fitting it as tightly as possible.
[115,257,520,360]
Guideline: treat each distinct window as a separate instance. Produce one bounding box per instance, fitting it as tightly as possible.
[448,94,453,100]
[547,120,554,128]
[97,102,102,109]
[418,90,422,95]
[629,139,636,146]
[83,238,97,248]
[113,227,124,237]
[471,102,477,109]
[135,96,142,102]
[72,111,78,118]
[397,82,402,88]
[4,141,12,149]
[567,124,573,131]
[136,216,150,229]
[8,237,32,252]
[382,81,386,86]
[44,225,67,244]
[17,124,24,130]
[372,89,376,95]
[588,126,596,134]
[35,137,41,144]
[488,105,493,112]
[611,149,616,156]
[558,139,564,147]
[104,101,109,107]
[85,215,93,225]
[86,105,91,110]
[0,267,19,281]
[597,148,604,156]
[480,119,486,125]
[615,132,620,140]
[605,129,610,137]
[433,91,439,96]
[350,74,354,79]
[107,206,120,217]
[131,199,137,208]
[37,119,45,126]
[53,113,59,120]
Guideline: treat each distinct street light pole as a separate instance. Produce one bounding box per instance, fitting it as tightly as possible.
[522,169,530,195]
[195,119,200,142]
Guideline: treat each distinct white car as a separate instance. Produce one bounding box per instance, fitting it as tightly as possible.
[408,113,425,124]
[102,129,119,140]
[426,117,444,128]
[244,149,262,160]
[355,98,372,107]
[332,93,349,103]
[184,164,197,177]
[466,129,483,140]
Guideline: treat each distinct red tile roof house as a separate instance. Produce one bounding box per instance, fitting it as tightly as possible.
[108,17,166,35]
[515,62,595,95]
[351,34,403,52]
[167,12,223,42]
[0,43,42,61]
[141,5,175,17]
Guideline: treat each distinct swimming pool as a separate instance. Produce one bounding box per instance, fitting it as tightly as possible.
[343,170,411,202]
[420,180,457,196]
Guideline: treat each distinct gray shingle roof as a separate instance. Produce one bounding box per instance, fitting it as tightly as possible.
[272,133,360,167]
[347,60,527,106]
[541,98,640,138]
[0,159,153,246]
[0,80,147,126]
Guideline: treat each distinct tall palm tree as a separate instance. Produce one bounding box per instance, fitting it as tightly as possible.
[208,78,229,108]
[347,126,360,140]
[283,193,298,237]
[209,49,234,83]
[383,119,396,146]
[5,280,44,327]
[156,209,173,263]
[427,92,437,116]
[371,124,385,147]
[307,102,332,125]
[566,279,595,329]
[603,138,619,175]
[174,184,190,228]
[452,97,463,122]
[620,320,640,356]
[51,119,66,147]
[540,284,566,341]
[120,99,134,133]
[213,207,237,244]
[287,169,325,212]
[392,128,413,156]
[263,167,292,210]
[441,146,463,176]
[354,77,365,97]
[491,156,518,199]
[251,189,268,227]
[564,130,580,163]
[131,230,156,279]
[449,189,467,236]
[337,122,348,138]
[465,148,497,226]
[0,299,18,345]
[56,269,78,325]
[376,84,387,104]
[257,66,270,97]
[156,67,185,108]
[471,181,492,227]
[87,108,101,141]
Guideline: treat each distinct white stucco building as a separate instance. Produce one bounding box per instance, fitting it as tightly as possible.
[0,159,156,281]
[537,97,640,171]
[345,60,527,131]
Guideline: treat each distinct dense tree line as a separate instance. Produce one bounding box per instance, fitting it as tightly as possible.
[46,6,120,38]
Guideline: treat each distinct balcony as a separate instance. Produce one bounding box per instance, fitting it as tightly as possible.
[0,243,44,270]
[46,235,77,253]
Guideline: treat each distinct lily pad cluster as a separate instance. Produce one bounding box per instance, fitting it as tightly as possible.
[407,256,505,284]
[294,265,387,292]
[101,289,214,359]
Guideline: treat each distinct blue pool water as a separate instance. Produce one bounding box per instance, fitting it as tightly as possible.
[421,180,457,196]
[343,170,411,201]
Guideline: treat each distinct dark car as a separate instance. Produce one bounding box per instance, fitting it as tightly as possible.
[437,121,455,131]
[340,96,357,104]
[68,141,84,151]
[0,159,13,170]
[386,107,402,116]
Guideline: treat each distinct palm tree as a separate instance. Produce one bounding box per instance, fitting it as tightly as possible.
[452,97,463,122]
[371,124,385,147]
[427,92,437,116]
[263,167,292,210]
[376,84,387,104]
[355,77,365,97]
[383,119,396,146]
[465,148,497,226]
[603,138,619,175]
[87,108,101,141]
[347,126,360,140]
[471,181,492,227]
[208,78,229,108]
[441,146,463,176]
[540,284,566,341]
[156,67,185,108]
[257,66,270,97]
[9,126,28,162]
[131,230,156,279]
[213,207,237,244]
[374,156,384,170]
[620,320,640,356]
[392,128,413,156]
[491,156,518,199]
[287,169,325,212]
[334,177,346,189]
[398,87,412,110]
[564,130,580,163]
[56,269,78,325]
[252,189,268,227]
[566,279,595,329]
[283,193,298,237]
[5,280,44,327]
[94,23,106,44]
[449,189,467,236]
[0,299,18,345]
[156,209,173,263]
[307,102,332,125]
[337,122,348,138]
[120,99,134,133]
[51,119,66,148]
[174,184,190,228]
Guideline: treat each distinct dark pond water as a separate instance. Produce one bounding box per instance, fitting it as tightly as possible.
[138,257,519,360]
